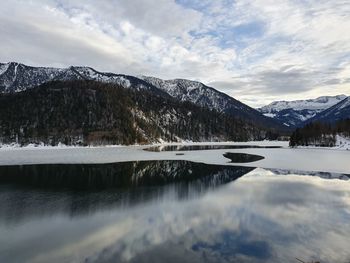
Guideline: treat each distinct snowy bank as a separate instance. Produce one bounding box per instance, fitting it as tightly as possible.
[294,135,350,151]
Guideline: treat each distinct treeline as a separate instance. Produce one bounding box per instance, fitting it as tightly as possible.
[0,80,278,146]
[289,119,350,147]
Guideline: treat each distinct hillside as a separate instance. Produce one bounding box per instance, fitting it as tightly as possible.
[0,81,272,146]
[141,76,287,131]
[289,119,350,147]
[306,97,350,124]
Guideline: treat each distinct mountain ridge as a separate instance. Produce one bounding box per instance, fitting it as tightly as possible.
[258,95,348,127]
[306,97,350,124]
[0,62,288,132]
[140,75,284,130]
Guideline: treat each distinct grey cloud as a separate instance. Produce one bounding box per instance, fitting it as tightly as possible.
[252,67,350,95]
[252,69,317,93]
[214,67,349,95]
[0,14,133,73]
[209,67,318,96]
[55,0,202,37]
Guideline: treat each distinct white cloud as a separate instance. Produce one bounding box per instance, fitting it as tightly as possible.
[1,0,350,107]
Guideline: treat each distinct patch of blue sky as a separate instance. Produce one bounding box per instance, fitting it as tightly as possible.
[189,21,266,51]
[175,0,218,14]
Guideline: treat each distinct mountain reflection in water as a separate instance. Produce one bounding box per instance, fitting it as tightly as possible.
[0,161,350,263]
[0,161,253,224]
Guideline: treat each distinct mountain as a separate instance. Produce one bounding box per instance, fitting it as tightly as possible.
[306,96,350,124]
[0,62,168,96]
[0,81,270,146]
[140,76,287,131]
[0,62,287,132]
[258,95,347,127]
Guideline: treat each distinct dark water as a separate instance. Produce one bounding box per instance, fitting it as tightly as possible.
[0,161,350,263]
[144,145,281,152]
[223,152,265,163]
[0,161,252,224]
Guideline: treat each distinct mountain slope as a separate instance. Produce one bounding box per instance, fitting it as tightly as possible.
[258,95,347,127]
[0,62,288,133]
[0,81,269,146]
[0,62,168,97]
[141,76,287,131]
[306,97,350,124]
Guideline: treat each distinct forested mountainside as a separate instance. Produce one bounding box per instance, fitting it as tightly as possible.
[140,76,287,131]
[306,97,350,124]
[289,119,350,147]
[258,95,347,127]
[0,81,275,146]
[0,62,287,132]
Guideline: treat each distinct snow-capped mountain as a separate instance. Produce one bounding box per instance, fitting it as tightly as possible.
[0,62,168,96]
[0,62,287,131]
[258,95,347,127]
[307,96,350,124]
[140,76,285,130]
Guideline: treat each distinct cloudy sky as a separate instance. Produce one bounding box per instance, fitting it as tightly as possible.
[1,0,350,107]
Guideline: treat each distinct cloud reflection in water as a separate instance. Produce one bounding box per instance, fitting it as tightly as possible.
[0,164,349,263]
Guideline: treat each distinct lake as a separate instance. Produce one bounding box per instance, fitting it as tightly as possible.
[0,159,349,263]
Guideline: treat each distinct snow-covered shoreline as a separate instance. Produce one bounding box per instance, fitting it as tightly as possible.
[0,140,349,174]
[1,137,349,151]
[0,140,287,150]
[292,135,350,151]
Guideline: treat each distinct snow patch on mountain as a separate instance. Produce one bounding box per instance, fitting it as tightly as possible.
[263,113,276,118]
[72,67,132,88]
[0,63,10,75]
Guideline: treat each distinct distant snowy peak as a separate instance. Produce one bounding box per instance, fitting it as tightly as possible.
[260,95,347,113]
[258,95,348,127]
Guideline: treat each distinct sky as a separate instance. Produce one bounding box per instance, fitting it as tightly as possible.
[1,0,350,107]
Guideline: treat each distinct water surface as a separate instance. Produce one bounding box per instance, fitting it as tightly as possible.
[0,160,349,263]
[223,152,265,163]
